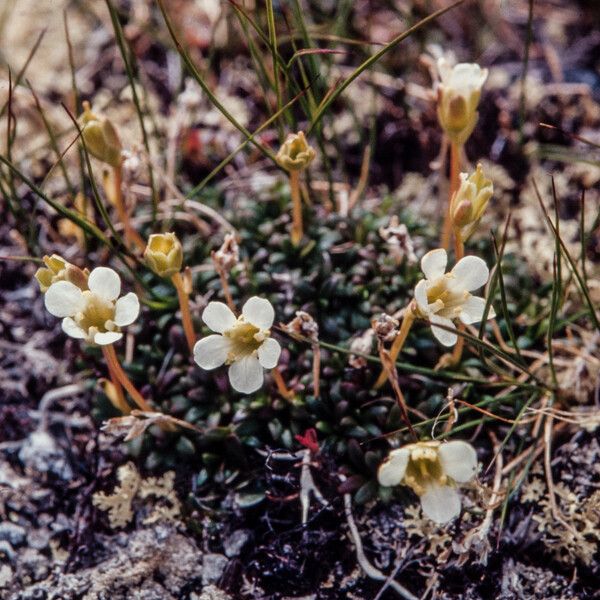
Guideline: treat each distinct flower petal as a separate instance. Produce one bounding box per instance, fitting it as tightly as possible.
[378,448,410,487]
[458,295,487,325]
[114,292,140,326]
[94,331,123,345]
[414,280,430,316]
[257,337,281,369]
[450,63,488,92]
[45,281,84,317]
[429,315,457,347]
[450,256,489,292]
[439,441,478,483]
[88,267,121,301]
[193,335,231,370]
[61,317,86,339]
[242,296,275,330]
[228,356,264,394]
[421,249,447,280]
[202,302,237,333]
[420,484,462,523]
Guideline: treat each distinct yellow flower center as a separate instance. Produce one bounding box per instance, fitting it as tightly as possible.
[426,275,469,319]
[403,444,447,496]
[76,292,116,334]
[224,318,265,362]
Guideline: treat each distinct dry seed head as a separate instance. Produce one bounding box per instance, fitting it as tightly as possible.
[371,313,399,342]
[212,232,239,273]
[284,310,319,341]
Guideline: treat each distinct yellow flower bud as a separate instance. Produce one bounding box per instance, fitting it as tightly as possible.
[276,131,316,172]
[79,101,122,167]
[450,163,493,242]
[144,233,183,278]
[436,59,488,146]
[35,254,89,293]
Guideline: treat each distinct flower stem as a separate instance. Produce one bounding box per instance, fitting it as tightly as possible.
[171,271,196,354]
[376,340,417,441]
[272,366,295,400]
[112,164,145,251]
[441,141,460,250]
[312,342,321,398]
[374,305,415,389]
[104,364,130,414]
[453,229,465,260]
[211,253,236,312]
[289,170,303,246]
[102,345,152,412]
[451,323,465,364]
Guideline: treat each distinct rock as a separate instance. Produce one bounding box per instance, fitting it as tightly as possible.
[18,431,73,480]
[0,564,14,588]
[19,548,49,582]
[192,586,232,600]
[0,522,26,546]
[201,553,228,585]
[27,529,50,550]
[0,540,16,561]
[223,529,250,558]
[11,524,204,599]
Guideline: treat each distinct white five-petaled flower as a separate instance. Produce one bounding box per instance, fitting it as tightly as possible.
[378,440,478,523]
[414,249,495,347]
[44,267,140,346]
[193,297,282,394]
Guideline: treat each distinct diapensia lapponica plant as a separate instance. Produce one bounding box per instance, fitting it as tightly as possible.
[23,4,596,523]
[27,50,507,526]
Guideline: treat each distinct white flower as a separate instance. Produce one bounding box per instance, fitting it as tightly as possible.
[44,267,140,346]
[378,440,478,523]
[193,297,281,394]
[436,58,488,145]
[414,249,495,347]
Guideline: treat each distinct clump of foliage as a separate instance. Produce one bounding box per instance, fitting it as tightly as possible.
[1,0,599,596]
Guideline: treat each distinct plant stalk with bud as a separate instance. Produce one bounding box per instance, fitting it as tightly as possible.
[80,101,144,251]
[276,132,316,246]
[435,59,488,250]
[144,233,196,354]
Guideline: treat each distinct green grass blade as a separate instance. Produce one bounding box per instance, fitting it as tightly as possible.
[307,0,464,134]
[157,0,278,165]
[105,0,159,222]
[532,178,600,330]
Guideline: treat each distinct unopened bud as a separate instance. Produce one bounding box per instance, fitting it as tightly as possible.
[436,59,488,146]
[79,101,122,167]
[35,254,89,293]
[144,233,183,278]
[450,163,493,242]
[276,131,316,172]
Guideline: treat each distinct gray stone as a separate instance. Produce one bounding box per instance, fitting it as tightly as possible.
[0,522,26,546]
[28,529,50,550]
[0,540,16,561]
[20,548,50,582]
[223,529,250,558]
[201,553,228,585]
[18,432,73,480]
